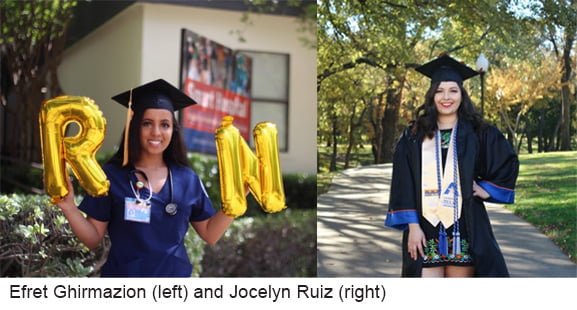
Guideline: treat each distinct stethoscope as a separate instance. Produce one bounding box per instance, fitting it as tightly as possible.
[129,168,177,216]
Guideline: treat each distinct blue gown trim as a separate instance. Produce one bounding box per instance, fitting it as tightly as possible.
[477,180,515,204]
[384,209,419,231]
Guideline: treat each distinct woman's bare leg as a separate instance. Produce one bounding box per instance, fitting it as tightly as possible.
[421,266,445,277]
[445,265,474,277]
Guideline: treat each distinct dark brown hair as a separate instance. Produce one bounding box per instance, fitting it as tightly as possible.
[411,81,487,138]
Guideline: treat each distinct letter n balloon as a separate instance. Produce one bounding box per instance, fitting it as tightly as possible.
[215,116,287,218]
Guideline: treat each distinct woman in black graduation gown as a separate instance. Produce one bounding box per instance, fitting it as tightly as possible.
[384,54,519,277]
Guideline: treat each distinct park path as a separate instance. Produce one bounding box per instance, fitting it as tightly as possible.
[317,163,577,277]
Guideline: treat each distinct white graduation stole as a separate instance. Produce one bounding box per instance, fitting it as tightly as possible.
[421,126,462,229]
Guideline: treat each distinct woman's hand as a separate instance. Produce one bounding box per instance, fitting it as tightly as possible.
[473,181,490,199]
[43,172,75,209]
[407,223,426,261]
[56,175,77,211]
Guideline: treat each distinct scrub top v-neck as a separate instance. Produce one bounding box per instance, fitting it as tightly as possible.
[79,162,216,277]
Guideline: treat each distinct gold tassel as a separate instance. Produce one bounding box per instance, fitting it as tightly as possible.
[122,89,133,166]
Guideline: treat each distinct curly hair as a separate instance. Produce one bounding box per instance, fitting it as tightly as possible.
[411,81,487,138]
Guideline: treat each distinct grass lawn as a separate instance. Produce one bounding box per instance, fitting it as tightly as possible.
[507,151,576,263]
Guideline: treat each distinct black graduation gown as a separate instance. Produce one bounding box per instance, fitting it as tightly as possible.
[384,119,519,277]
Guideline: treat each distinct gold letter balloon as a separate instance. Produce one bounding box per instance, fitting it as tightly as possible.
[215,116,287,217]
[39,96,110,204]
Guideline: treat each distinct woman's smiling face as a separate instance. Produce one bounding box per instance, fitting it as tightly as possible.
[139,108,173,157]
[434,81,462,116]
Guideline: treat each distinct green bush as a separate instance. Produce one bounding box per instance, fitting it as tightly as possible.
[282,174,317,210]
[0,194,316,277]
[200,208,316,277]
[0,193,208,277]
[0,194,105,277]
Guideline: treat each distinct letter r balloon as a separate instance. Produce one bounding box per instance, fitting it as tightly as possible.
[39,96,110,204]
[215,116,287,217]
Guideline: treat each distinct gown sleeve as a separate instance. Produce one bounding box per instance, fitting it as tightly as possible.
[384,128,420,230]
[476,126,519,204]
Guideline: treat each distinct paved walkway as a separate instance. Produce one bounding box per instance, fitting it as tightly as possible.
[317,163,577,277]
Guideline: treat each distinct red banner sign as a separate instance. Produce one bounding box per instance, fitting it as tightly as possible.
[179,29,252,154]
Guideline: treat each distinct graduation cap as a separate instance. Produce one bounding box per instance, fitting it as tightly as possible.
[415,54,479,85]
[111,79,197,166]
[111,78,197,113]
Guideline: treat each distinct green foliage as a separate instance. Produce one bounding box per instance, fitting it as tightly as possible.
[0,0,77,45]
[0,193,315,277]
[318,0,576,166]
[200,209,316,277]
[317,143,378,196]
[281,173,317,209]
[187,153,222,207]
[0,194,103,277]
[508,151,577,262]
[317,144,374,173]
[236,0,316,48]
[184,227,206,277]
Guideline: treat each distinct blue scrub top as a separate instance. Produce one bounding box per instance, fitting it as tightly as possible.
[79,162,216,277]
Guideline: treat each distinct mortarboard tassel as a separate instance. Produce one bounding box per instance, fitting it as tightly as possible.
[122,89,133,167]
[453,221,461,256]
[439,224,448,256]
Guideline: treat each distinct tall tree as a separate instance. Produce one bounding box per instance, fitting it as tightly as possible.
[318,0,523,163]
[0,0,77,162]
[485,54,559,152]
[538,0,576,151]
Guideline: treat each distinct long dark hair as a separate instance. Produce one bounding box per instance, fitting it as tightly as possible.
[109,109,191,167]
[411,81,487,138]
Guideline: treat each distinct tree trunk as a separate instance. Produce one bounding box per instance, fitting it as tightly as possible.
[559,28,574,151]
[378,73,405,163]
[344,100,358,169]
[0,0,74,164]
[538,107,544,153]
[369,93,385,164]
[329,119,338,172]
[526,127,533,154]
[547,116,561,151]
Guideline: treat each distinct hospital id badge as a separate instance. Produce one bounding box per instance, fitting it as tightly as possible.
[124,197,151,223]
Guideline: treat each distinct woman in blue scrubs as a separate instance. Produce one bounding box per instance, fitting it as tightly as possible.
[55,79,235,277]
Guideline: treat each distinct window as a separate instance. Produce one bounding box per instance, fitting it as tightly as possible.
[239,51,289,151]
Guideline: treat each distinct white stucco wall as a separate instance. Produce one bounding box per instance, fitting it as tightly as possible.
[59,5,145,149]
[58,3,316,174]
